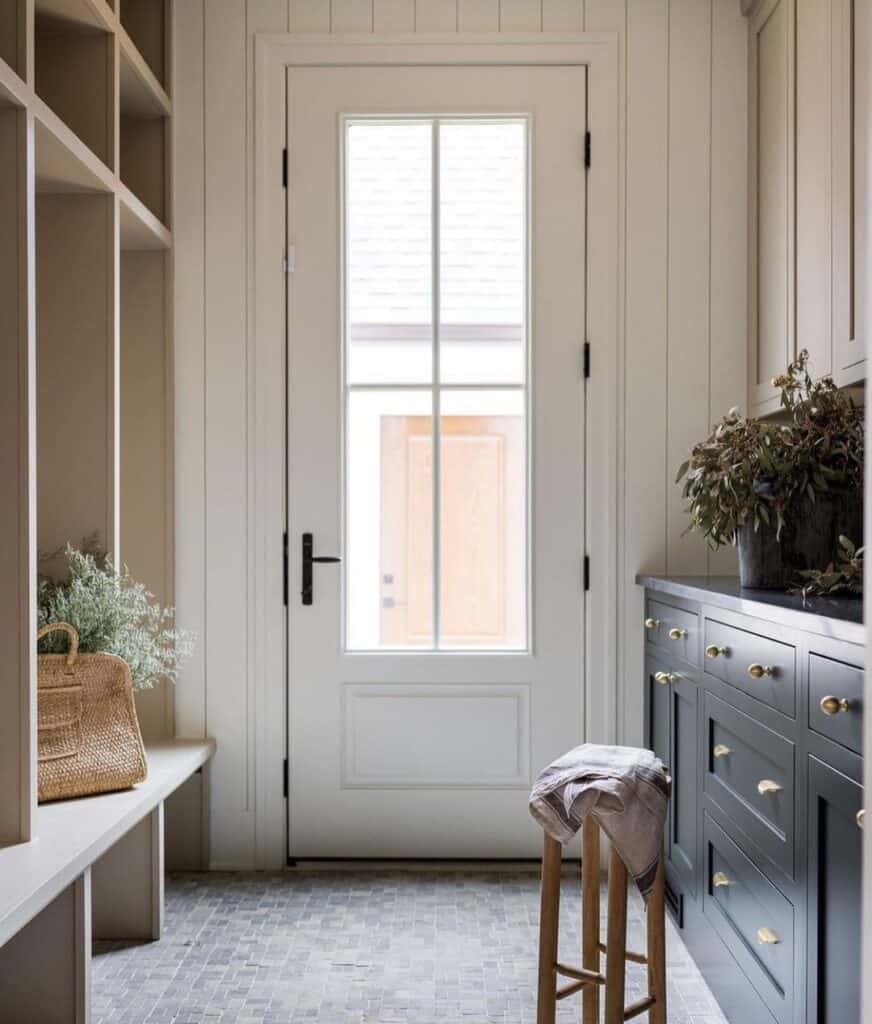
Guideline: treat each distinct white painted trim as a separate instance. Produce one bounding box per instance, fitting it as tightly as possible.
[253,31,620,868]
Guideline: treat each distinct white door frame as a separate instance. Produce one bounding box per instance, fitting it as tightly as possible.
[252,32,620,869]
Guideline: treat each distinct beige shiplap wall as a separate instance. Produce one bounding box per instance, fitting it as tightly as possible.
[173,0,748,868]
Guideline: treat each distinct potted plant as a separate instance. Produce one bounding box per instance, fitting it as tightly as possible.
[37,542,195,689]
[676,351,863,589]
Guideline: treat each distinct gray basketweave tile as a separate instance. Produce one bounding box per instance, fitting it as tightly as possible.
[92,870,726,1023]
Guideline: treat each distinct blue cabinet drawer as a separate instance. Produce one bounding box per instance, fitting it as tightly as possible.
[703,617,796,718]
[704,691,796,879]
[703,813,795,1024]
[808,651,864,756]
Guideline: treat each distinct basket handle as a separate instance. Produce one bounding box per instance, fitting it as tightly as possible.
[37,622,79,672]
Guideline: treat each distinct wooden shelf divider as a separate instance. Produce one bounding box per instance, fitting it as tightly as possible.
[0,0,173,843]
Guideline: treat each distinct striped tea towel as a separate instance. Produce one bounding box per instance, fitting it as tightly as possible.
[529,743,671,901]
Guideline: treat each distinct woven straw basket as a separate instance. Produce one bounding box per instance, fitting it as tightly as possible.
[37,622,148,803]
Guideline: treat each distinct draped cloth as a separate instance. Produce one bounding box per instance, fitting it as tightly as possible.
[529,743,672,901]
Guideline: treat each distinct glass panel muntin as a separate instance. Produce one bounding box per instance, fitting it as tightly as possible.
[343,115,530,652]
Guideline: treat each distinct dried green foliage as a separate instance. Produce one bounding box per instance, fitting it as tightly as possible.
[676,351,864,549]
[38,544,195,691]
[790,535,864,598]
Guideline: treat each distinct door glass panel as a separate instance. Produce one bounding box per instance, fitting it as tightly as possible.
[346,122,433,384]
[439,121,526,385]
[347,390,433,650]
[439,390,526,649]
[344,117,529,652]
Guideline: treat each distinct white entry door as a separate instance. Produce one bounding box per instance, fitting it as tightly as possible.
[287,65,587,858]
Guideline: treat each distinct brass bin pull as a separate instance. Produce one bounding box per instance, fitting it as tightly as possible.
[819,695,850,716]
[712,871,731,888]
[747,663,774,679]
[857,809,865,830]
[645,617,661,630]
[668,627,688,640]
[654,671,673,686]
[757,779,782,796]
[706,644,728,659]
[757,927,780,945]
[713,744,731,759]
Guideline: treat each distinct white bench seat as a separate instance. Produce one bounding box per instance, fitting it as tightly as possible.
[0,738,215,1023]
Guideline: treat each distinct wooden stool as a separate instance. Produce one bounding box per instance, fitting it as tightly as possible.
[535,816,666,1024]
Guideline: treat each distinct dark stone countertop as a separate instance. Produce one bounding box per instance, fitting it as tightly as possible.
[636,574,865,646]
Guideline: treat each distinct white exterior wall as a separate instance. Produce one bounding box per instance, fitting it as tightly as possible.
[173,0,748,868]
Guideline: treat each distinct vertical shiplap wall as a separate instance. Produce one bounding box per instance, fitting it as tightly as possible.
[174,0,748,867]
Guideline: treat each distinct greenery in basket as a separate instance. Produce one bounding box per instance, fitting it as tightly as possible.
[37,542,195,691]
[675,351,864,548]
[790,535,864,599]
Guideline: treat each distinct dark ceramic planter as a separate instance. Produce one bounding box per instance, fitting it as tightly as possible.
[737,490,863,589]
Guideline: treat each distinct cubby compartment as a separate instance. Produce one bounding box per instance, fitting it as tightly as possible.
[120,114,167,224]
[120,0,167,90]
[120,247,171,739]
[36,192,117,566]
[0,0,26,79]
[35,13,114,169]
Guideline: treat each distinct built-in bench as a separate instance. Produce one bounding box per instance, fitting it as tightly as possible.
[0,738,215,1023]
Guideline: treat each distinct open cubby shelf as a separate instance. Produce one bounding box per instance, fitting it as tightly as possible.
[120,0,168,92]
[0,0,174,846]
[0,0,26,79]
[35,15,115,168]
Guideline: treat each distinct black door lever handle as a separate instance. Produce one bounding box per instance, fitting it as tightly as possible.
[301,532,341,605]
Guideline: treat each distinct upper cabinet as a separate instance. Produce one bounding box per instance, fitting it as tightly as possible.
[746,0,868,415]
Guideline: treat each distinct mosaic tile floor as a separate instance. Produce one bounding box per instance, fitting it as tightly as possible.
[92,870,727,1024]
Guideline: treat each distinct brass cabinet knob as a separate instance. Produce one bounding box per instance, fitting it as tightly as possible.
[757,927,780,945]
[712,871,731,888]
[668,627,688,640]
[645,617,661,630]
[747,663,774,679]
[713,744,732,759]
[857,809,865,830]
[654,671,672,686]
[819,695,851,716]
[757,779,782,795]
[706,644,728,659]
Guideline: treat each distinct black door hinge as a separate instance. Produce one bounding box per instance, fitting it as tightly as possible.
[583,342,591,379]
[282,147,288,188]
[584,131,591,170]
[583,555,590,591]
[282,531,289,606]
[282,757,289,798]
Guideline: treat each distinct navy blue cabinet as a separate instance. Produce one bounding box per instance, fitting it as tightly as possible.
[641,577,864,1024]
[806,757,863,1024]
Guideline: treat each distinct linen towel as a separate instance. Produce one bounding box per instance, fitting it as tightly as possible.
[528,743,671,901]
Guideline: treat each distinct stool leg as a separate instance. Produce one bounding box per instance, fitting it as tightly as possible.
[537,834,562,1024]
[646,853,667,1024]
[604,845,628,1024]
[581,817,600,1024]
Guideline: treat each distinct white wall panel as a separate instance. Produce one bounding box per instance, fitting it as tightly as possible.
[458,0,499,30]
[203,0,255,868]
[542,0,583,30]
[666,0,712,576]
[708,0,748,575]
[332,0,375,31]
[174,0,748,865]
[622,0,668,747]
[499,0,542,30]
[415,0,459,30]
[374,0,415,31]
[290,0,331,31]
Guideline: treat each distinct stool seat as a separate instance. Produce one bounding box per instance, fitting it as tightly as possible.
[531,745,670,1024]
